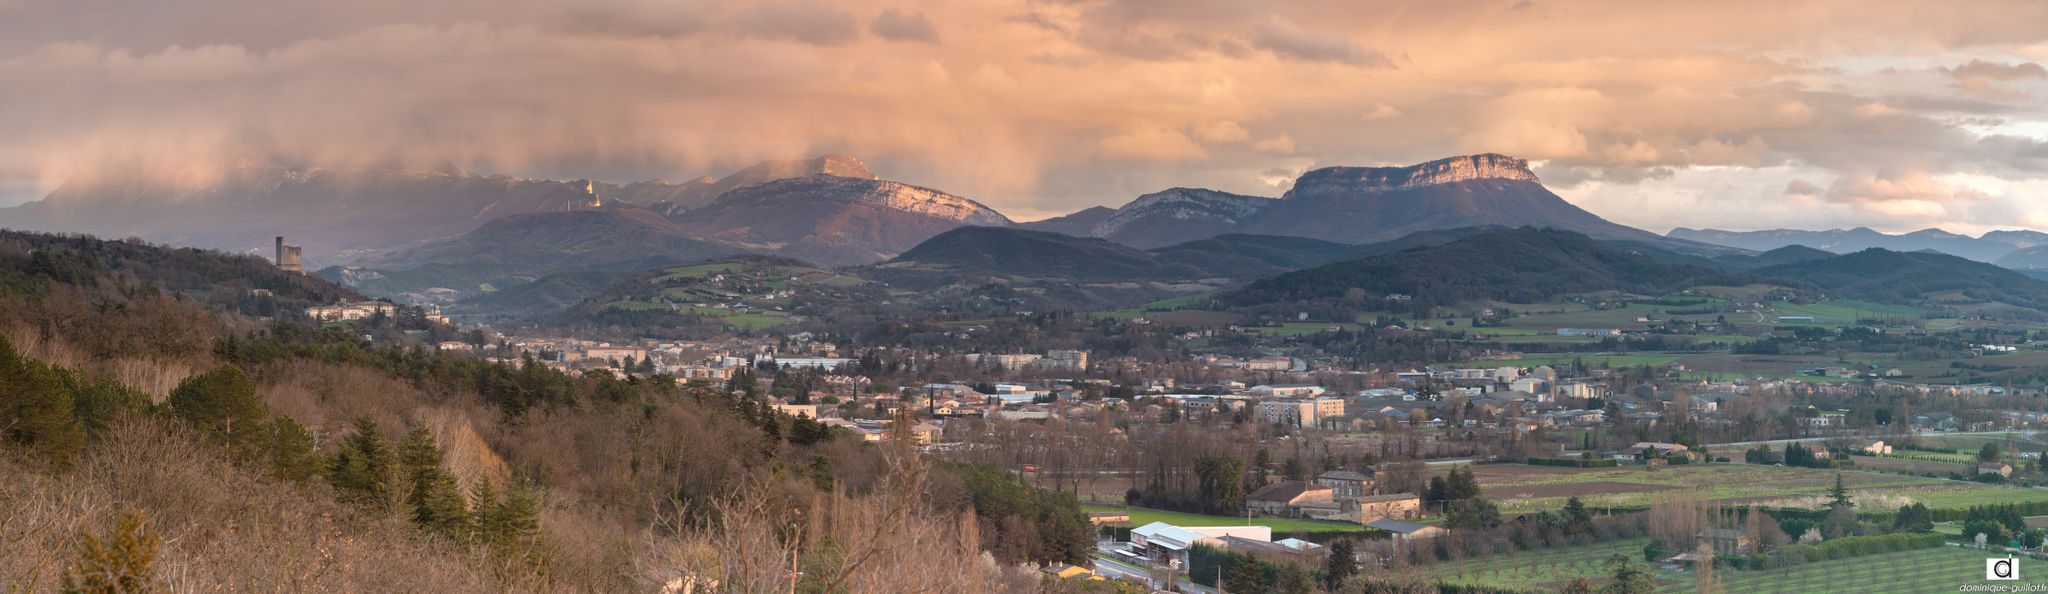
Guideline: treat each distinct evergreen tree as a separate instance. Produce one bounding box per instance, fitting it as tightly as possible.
[166,365,268,446]
[725,368,757,396]
[1825,473,1852,512]
[61,511,160,594]
[467,480,502,545]
[1322,539,1357,589]
[1424,476,1448,509]
[1274,564,1314,594]
[1600,554,1657,594]
[481,479,545,566]
[327,417,399,511]
[399,427,470,537]
[262,417,324,483]
[1563,496,1594,534]
[59,370,150,436]
[1223,555,1270,594]
[1445,466,1483,501]
[0,344,87,470]
[1894,503,1933,532]
[1444,498,1501,529]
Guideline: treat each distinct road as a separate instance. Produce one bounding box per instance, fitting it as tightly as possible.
[1092,552,1218,594]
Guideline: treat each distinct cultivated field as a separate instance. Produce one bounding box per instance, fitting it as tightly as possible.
[1445,463,2048,514]
[1430,540,2047,594]
[1429,539,1651,591]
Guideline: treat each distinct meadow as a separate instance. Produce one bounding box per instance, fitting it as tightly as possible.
[1430,539,2040,594]
[1453,463,2048,514]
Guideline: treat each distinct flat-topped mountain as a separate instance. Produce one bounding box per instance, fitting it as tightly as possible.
[1019,154,1717,254]
[1236,154,1670,246]
[1285,153,1539,194]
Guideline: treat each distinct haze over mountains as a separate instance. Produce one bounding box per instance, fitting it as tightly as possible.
[21,149,2048,321]
[1668,227,2048,266]
[1023,154,1705,253]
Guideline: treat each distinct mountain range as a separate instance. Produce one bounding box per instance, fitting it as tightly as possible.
[54,150,2048,321]
[1668,227,2048,265]
[1023,154,1720,254]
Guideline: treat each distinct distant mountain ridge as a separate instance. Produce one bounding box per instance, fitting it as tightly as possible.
[1668,227,2048,264]
[1021,154,1723,254]
[1756,248,2048,311]
[1089,188,1275,248]
[673,174,1014,266]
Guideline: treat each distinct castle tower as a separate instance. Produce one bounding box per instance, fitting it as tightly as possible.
[275,236,304,274]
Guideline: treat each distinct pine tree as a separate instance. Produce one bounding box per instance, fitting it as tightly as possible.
[0,346,87,470]
[1223,555,1269,594]
[398,427,469,537]
[1826,473,1852,512]
[483,479,546,567]
[166,365,268,446]
[1563,496,1594,534]
[1274,564,1314,594]
[1601,554,1657,594]
[467,479,502,545]
[61,511,160,594]
[327,417,399,511]
[58,369,150,436]
[262,417,324,483]
[1446,466,1482,501]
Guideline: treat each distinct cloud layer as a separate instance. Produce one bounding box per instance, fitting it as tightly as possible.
[2,0,2048,233]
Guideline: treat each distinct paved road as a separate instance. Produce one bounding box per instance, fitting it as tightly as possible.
[1092,553,1218,594]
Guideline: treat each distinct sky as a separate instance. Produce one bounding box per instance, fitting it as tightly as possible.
[2,0,2047,234]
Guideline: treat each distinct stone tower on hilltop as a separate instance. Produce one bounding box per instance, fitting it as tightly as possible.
[274,236,303,274]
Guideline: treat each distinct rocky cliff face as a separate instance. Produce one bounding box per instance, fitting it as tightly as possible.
[674,174,1014,265]
[1289,153,1538,195]
[639,154,879,215]
[1092,188,1274,248]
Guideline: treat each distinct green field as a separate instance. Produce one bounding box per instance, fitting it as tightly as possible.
[1102,293,1213,319]
[1431,540,2047,593]
[1666,545,2046,594]
[1081,504,1369,533]
[1767,300,1927,324]
[1466,463,2048,513]
[1431,539,1649,590]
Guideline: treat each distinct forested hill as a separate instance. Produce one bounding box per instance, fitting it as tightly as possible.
[1226,227,1765,310]
[1756,248,2048,311]
[0,229,1090,592]
[0,229,362,316]
[888,226,1196,280]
